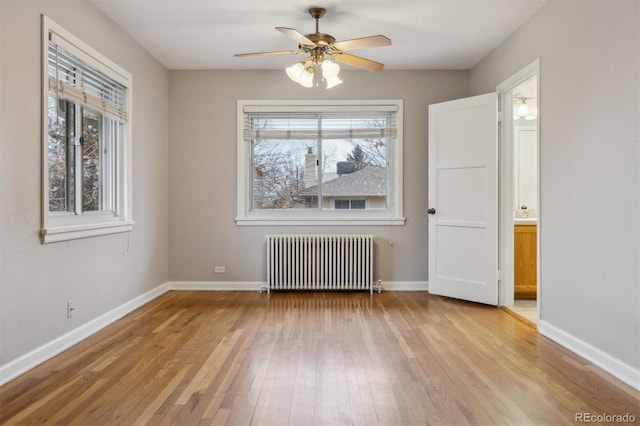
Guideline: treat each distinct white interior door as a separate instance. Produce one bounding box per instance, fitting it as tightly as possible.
[428,93,498,305]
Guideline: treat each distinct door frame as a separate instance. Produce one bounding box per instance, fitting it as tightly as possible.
[496,59,541,319]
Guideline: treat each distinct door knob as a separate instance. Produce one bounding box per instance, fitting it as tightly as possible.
[427,208,436,215]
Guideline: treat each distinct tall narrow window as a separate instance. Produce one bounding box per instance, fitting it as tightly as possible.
[236,100,404,226]
[41,16,133,243]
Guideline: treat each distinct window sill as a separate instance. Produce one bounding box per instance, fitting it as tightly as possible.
[40,220,135,244]
[235,216,405,226]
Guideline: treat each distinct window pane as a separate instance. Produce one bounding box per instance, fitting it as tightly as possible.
[335,200,349,210]
[351,200,366,209]
[81,109,101,212]
[322,139,388,210]
[251,139,315,210]
[48,96,75,212]
[100,119,116,212]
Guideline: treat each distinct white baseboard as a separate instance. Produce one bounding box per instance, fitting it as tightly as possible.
[538,320,640,391]
[168,281,429,292]
[169,281,264,291]
[0,282,169,386]
[380,281,429,291]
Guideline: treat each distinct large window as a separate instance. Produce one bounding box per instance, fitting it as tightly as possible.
[236,100,404,225]
[41,16,133,243]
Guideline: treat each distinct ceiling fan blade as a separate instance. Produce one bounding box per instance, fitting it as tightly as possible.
[332,53,384,72]
[234,50,303,57]
[275,27,316,47]
[331,35,391,52]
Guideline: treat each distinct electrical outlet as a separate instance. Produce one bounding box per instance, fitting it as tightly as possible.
[67,300,75,318]
[214,266,226,274]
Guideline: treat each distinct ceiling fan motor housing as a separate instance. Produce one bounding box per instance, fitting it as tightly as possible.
[306,33,335,47]
[306,7,334,48]
[308,7,326,19]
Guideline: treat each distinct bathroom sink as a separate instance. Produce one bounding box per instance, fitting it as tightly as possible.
[514,217,537,225]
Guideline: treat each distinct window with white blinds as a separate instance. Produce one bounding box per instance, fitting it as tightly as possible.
[48,38,128,123]
[41,16,134,244]
[236,100,405,226]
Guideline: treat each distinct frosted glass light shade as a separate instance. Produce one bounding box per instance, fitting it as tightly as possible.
[287,59,341,88]
[286,63,305,82]
[299,69,314,87]
[321,60,340,78]
[516,102,529,117]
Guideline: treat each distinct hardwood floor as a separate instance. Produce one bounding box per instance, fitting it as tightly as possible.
[1,291,638,425]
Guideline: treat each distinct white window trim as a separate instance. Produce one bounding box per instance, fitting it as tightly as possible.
[41,16,134,243]
[235,99,405,226]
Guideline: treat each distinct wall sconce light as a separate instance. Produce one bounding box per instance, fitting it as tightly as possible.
[514,97,536,120]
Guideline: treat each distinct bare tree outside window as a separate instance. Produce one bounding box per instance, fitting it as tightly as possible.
[48,98,111,214]
[48,96,75,212]
[252,139,310,209]
[81,111,101,212]
[348,118,387,168]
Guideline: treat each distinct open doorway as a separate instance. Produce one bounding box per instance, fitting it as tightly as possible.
[497,60,540,324]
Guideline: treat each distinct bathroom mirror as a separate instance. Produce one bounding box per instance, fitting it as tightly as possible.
[514,123,537,215]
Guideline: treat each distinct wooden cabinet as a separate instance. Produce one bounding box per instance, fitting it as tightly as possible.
[514,224,537,299]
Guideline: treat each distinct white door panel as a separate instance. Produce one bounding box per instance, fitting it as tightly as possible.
[436,167,488,222]
[428,93,498,305]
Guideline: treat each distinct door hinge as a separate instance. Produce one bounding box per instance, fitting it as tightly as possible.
[497,270,503,281]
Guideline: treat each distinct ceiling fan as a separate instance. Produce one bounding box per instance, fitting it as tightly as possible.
[234,7,391,88]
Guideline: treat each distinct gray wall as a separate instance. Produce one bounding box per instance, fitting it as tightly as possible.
[168,70,469,284]
[470,0,639,371]
[0,0,169,365]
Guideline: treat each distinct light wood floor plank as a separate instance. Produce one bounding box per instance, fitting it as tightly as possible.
[1,291,638,425]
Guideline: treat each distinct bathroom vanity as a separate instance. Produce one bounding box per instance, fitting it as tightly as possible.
[514,221,537,299]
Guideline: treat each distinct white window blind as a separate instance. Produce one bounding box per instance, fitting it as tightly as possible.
[48,33,128,123]
[243,111,397,141]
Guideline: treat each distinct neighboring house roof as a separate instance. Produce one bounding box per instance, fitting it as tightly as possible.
[299,166,386,197]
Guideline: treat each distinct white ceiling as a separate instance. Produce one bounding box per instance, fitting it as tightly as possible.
[89,0,548,71]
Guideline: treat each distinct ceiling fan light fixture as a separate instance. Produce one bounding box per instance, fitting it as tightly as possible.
[286,58,341,89]
[285,62,305,83]
[298,67,314,88]
[321,59,342,89]
[321,59,340,78]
